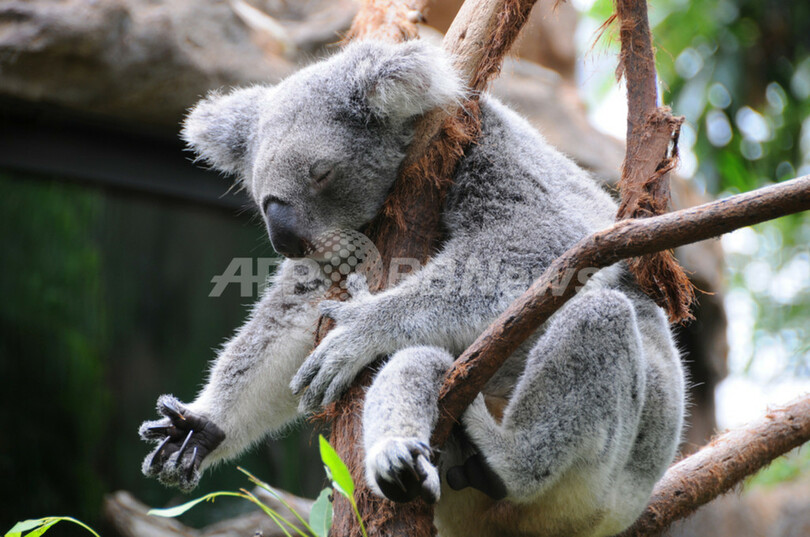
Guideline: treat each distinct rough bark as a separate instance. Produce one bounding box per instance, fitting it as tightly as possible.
[326,1,539,536]
[431,175,810,446]
[0,0,298,126]
[614,0,695,323]
[619,395,810,537]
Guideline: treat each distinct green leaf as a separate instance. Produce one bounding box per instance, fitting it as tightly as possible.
[22,522,58,537]
[318,435,354,499]
[238,488,300,537]
[237,467,315,536]
[148,492,244,517]
[6,519,47,537]
[5,517,100,537]
[309,488,333,537]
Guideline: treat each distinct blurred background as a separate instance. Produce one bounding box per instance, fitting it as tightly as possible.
[0,0,808,536]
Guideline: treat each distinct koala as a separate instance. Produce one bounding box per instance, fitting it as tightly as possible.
[139,39,685,537]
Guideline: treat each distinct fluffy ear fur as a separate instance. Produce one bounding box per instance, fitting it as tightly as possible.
[347,40,464,122]
[181,86,266,175]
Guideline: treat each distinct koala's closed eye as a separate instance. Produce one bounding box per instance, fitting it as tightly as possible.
[309,159,337,191]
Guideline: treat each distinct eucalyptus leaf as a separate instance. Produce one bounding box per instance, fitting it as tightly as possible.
[23,522,58,537]
[6,519,47,537]
[309,488,333,537]
[5,517,99,537]
[148,492,243,517]
[318,435,354,498]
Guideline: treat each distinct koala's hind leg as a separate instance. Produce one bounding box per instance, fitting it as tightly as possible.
[461,289,650,504]
[363,346,453,504]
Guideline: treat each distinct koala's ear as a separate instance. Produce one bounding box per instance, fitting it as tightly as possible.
[181,86,266,175]
[350,40,464,122]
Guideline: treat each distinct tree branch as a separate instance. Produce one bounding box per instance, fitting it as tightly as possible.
[432,175,810,445]
[619,394,810,537]
[614,0,695,322]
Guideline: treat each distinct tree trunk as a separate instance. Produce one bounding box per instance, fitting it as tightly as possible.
[326,1,539,535]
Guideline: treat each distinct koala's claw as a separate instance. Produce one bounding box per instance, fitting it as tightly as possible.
[149,436,172,470]
[367,438,440,504]
[160,399,187,422]
[139,395,225,492]
[175,429,194,465]
[144,425,172,439]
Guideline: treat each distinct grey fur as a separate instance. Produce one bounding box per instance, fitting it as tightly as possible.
[141,39,685,537]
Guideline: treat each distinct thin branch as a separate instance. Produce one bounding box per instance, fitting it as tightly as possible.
[432,175,810,446]
[614,0,695,322]
[619,394,810,537]
[615,0,658,142]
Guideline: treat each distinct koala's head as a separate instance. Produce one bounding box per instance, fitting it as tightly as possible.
[183,40,462,258]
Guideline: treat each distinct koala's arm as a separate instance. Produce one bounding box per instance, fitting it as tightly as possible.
[291,234,524,411]
[190,265,322,461]
[140,260,324,490]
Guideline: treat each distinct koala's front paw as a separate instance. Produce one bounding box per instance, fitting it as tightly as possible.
[139,395,225,492]
[290,322,377,413]
[367,438,440,504]
[290,290,383,412]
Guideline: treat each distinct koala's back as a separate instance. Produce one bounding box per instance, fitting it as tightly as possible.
[443,96,617,268]
[438,94,626,386]
[434,97,684,537]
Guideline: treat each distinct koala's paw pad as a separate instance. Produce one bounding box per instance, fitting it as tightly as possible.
[138,395,225,492]
[367,438,439,504]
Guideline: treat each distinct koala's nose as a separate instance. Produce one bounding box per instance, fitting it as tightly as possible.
[264,199,307,258]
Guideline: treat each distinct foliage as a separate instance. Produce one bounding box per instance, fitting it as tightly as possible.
[650,0,810,192]
[146,469,332,537]
[649,0,810,379]
[582,0,810,379]
[144,436,365,537]
[2,435,360,537]
[318,435,367,537]
[0,174,109,523]
[4,518,99,537]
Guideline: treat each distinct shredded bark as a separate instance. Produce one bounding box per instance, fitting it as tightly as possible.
[362,102,481,278]
[468,0,535,90]
[613,0,696,323]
